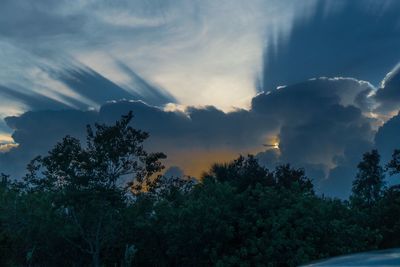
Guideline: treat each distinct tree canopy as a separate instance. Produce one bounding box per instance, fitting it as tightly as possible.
[1,113,400,266]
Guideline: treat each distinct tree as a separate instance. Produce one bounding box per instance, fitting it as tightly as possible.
[273,164,313,193]
[3,129,400,265]
[376,149,400,249]
[375,187,400,248]
[22,112,166,267]
[130,156,372,267]
[387,149,400,176]
[351,150,385,209]
[204,155,274,191]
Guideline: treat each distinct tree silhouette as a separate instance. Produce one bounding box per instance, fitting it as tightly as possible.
[2,120,400,266]
[21,112,165,267]
[351,150,385,209]
[387,149,400,176]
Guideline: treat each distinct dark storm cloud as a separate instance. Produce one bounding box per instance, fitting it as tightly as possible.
[0,76,382,199]
[252,78,376,197]
[374,65,400,115]
[97,101,277,150]
[262,0,400,91]
[375,112,400,163]
[278,105,372,166]
[252,77,375,120]
[0,99,277,178]
[1,109,97,178]
[320,139,373,199]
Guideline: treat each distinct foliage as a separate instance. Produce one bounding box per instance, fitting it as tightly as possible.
[351,149,385,209]
[1,112,165,266]
[1,114,400,266]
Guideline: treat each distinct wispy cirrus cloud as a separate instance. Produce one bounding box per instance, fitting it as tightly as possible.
[0,0,318,117]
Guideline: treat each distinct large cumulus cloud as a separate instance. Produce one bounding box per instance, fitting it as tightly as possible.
[1,76,388,199]
[0,99,278,179]
[253,78,376,197]
[374,64,400,116]
[375,112,400,163]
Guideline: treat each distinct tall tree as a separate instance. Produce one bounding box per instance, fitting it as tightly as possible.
[351,149,385,209]
[22,112,166,267]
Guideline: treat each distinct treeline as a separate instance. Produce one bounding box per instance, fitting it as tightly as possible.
[1,113,400,267]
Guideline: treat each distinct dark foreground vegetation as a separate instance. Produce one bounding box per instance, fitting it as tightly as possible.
[1,113,400,266]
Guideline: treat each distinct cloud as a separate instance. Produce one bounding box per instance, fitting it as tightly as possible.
[375,112,400,163]
[319,138,373,199]
[0,85,70,111]
[278,105,372,166]
[0,76,384,199]
[0,0,321,147]
[164,166,184,178]
[0,134,18,153]
[0,0,318,113]
[0,58,176,141]
[262,0,400,91]
[253,77,375,119]
[0,143,19,153]
[0,58,175,112]
[48,62,175,108]
[0,100,275,178]
[252,78,376,197]
[374,64,400,116]
[1,0,400,199]
[1,110,97,178]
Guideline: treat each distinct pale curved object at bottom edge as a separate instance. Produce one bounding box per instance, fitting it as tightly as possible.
[300,248,400,266]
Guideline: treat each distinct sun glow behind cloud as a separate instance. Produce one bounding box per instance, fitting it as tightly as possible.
[0,134,18,153]
[165,146,267,178]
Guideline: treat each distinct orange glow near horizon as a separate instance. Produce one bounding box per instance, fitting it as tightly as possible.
[163,146,266,178]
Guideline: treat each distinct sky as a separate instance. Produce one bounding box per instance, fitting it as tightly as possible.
[1,0,400,198]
